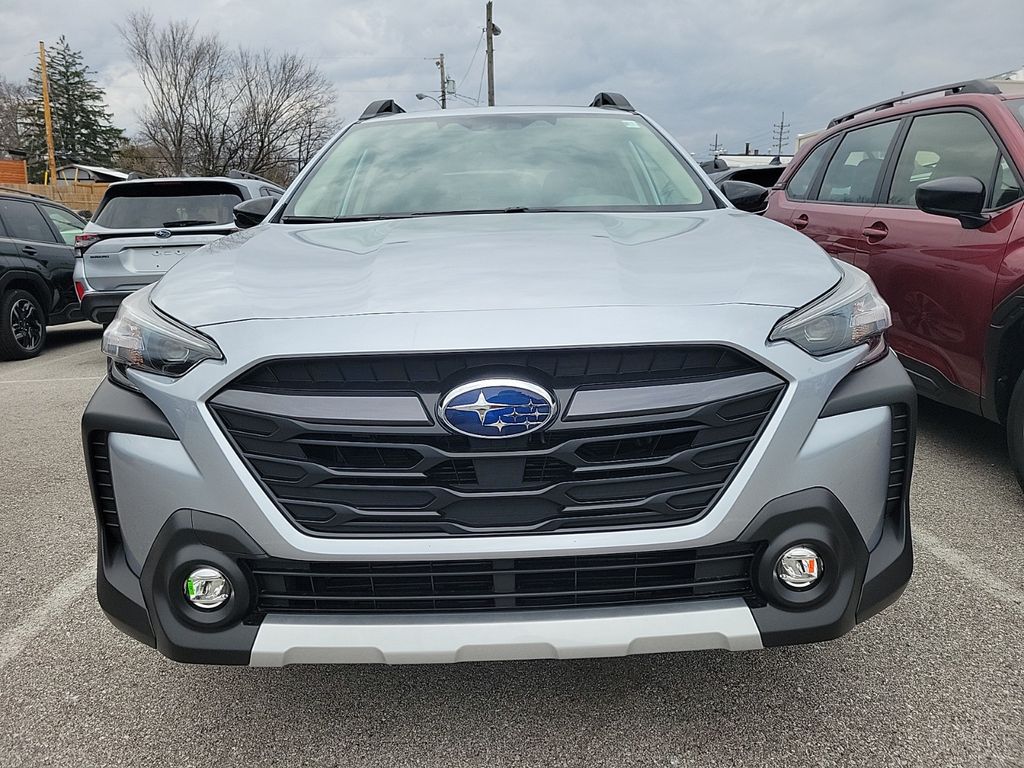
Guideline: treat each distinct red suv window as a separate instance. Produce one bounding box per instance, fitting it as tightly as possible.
[817,121,898,204]
[785,137,838,200]
[886,112,1002,207]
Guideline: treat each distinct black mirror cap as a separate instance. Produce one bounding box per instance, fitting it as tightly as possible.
[915,176,990,229]
[719,179,770,214]
[233,196,278,229]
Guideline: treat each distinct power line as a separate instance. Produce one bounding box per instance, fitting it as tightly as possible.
[708,132,724,157]
[772,111,791,156]
[475,47,487,105]
[460,28,485,88]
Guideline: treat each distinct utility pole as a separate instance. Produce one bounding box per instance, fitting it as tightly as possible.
[38,41,58,186]
[772,111,791,156]
[436,54,447,109]
[708,133,724,157]
[485,1,500,106]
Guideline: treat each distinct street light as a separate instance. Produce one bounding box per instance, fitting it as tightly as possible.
[417,92,477,108]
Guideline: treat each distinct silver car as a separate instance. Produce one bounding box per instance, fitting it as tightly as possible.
[73,175,282,324]
[84,95,915,666]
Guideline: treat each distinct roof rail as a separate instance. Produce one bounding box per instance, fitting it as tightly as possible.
[360,99,407,120]
[227,169,277,185]
[589,92,634,111]
[828,79,1002,128]
[0,185,48,200]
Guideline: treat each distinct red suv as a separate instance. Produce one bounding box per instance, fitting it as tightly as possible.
[765,79,1024,484]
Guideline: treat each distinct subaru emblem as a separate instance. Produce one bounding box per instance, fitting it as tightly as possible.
[154,228,172,239]
[439,379,556,439]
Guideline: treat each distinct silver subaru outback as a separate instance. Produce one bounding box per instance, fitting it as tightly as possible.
[83,94,915,666]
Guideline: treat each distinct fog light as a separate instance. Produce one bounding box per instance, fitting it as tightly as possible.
[776,546,823,590]
[184,567,231,610]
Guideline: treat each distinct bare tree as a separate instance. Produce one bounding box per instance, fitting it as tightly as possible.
[120,12,336,182]
[0,75,28,153]
[233,49,336,177]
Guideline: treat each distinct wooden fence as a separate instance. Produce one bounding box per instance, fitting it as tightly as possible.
[0,182,109,214]
[0,159,28,184]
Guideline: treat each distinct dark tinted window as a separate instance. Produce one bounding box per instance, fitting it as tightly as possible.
[1006,98,1024,131]
[94,182,243,228]
[0,200,59,243]
[41,205,85,245]
[994,155,1024,208]
[730,167,785,187]
[785,137,837,200]
[888,112,1000,206]
[818,121,898,204]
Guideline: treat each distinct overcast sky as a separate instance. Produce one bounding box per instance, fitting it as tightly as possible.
[1,0,1021,158]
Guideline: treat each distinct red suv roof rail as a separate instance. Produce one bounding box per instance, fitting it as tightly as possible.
[827,79,1003,129]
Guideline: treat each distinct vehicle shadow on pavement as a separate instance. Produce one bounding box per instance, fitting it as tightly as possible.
[42,322,104,353]
[916,397,1007,464]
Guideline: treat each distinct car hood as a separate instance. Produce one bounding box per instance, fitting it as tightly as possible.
[151,210,840,327]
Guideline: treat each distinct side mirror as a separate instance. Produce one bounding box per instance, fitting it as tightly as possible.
[719,180,769,214]
[915,176,989,229]
[233,196,279,229]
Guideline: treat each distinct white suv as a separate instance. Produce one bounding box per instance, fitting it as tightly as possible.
[84,95,915,666]
[74,174,282,324]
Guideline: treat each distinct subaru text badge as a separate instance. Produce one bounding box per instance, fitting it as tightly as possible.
[439,379,555,439]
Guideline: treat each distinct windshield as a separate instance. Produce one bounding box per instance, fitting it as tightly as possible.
[284,113,714,220]
[1006,98,1024,132]
[94,182,242,228]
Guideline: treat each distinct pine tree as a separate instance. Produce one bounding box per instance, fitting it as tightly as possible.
[23,37,123,181]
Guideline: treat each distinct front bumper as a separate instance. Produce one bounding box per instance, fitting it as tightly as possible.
[83,338,915,665]
[251,601,762,665]
[80,290,133,325]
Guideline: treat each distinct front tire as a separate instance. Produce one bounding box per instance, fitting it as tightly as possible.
[1006,370,1024,491]
[0,289,47,361]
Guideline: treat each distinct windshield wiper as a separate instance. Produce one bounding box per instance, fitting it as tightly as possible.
[402,207,566,217]
[279,214,413,224]
[279,215,334,224]
[162,219,217,227]
[279,208,565,224]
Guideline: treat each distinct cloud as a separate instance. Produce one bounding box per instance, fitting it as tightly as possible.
[2,0,1020,157]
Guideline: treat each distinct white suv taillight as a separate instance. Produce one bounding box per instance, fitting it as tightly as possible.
[74,232,100,255]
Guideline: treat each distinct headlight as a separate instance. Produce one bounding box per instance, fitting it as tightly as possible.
[102,288,222,377]
[770,262,891,357]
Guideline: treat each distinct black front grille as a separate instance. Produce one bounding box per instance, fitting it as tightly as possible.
[87,433,120,542]
[247,543,759,614]
[234,346,763,393]
[211,346,785,537]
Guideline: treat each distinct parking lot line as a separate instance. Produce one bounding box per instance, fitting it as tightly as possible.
[0,561,92,672]
[914,524,1024,611]
[0,376,103,385]
[3,346,100,373]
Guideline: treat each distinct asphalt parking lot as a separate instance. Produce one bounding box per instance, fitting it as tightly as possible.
[1,323,1022,768]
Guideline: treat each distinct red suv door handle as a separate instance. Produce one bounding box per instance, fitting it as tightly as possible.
[862,222,888,241]
[793,214,809,231]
